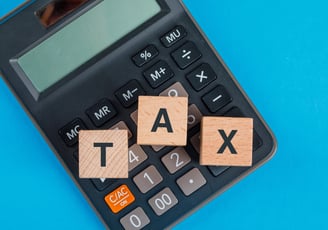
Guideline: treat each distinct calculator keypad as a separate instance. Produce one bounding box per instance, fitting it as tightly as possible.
[109,121,132,139]
[59,119,86,146]
[187,104,202,130]
[161,147,191,174]
[128,144,148,172]
[202,85,232,112]
[120,207,150,230]
[148,188,178,216]
[176,168,207,196]
[115,80,146,108]
[132,45,159,67]
[86,98,117,127]
[143,60,174,88]
[186,63,217,91]
[171,42,202,69]
[104,184,135,214]
[159,82,189,97]
[133,165,163,194]
[160,25,187,47]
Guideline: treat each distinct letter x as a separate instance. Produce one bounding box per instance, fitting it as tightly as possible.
[217,130,237,154]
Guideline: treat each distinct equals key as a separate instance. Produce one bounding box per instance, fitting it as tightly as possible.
[202,85,232,112]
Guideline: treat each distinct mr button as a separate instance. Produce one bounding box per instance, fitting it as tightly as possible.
[79,130,128,178]
[137,96,188,146]
[200,117,253,166]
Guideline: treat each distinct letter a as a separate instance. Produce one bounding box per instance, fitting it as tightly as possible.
[151,108,173,133]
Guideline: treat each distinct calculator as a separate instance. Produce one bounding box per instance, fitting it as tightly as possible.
[0,0,277,229]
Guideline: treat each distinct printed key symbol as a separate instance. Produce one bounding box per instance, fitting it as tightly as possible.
[140,51,152,61]
[182,50,191,59]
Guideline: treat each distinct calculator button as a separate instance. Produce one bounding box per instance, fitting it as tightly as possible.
[133,165,163,193]
[186,63,217,91]
[59,118,86,146]
[208,166,229,177]
[159,82,189,97]
[148,188,178,216]
[110,121,132,139]
[132,45,159,67]
[161,147,191,174]
[120,207,150,230]
[190,133,200,153]
[92,178,115,191]
[161,25,187,47]
[104,184,135,213]
[86,99,117,127]
[144,60,174,88]
[151,145,165,152]
[130,110,138,125]
[171,42,202,69]
[187,104,202,130]
[128,144,148,172]
[176,168,207,196]
[202,85,232,112]
[115,80,146,107]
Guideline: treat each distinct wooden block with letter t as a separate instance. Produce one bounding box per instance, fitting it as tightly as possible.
[137,96,188,146]
[200,117,253,166]
[79,130,128,178]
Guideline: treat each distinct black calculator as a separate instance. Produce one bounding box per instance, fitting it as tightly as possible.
[0,0,277,229]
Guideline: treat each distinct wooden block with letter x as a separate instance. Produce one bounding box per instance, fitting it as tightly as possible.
[137,96,188,146]
[79,130,128,178]
[200,117,253,166]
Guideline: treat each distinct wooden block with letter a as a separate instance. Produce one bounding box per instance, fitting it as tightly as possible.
[200,117,253,166]
[79,130,128,178]
[137,96,188,146]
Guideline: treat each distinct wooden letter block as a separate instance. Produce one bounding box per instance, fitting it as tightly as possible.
[200,117,253,166]
[137,96,188,146]
[79,130,128,178]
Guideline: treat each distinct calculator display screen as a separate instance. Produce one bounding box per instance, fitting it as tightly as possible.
[17,0,161,93]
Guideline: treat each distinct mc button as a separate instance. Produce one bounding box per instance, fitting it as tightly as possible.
[59,119,86,146]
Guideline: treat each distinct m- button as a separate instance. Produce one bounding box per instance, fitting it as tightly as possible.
[86,99,117,127]
[115,80,146,107]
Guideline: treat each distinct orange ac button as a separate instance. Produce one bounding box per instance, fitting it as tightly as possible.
[104,184,135,213]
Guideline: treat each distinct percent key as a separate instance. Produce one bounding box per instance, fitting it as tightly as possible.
[132,45,159,67]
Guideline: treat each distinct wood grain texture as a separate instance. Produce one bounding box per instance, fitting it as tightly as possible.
[137,96,188,146]
[79,130,128,178]
[200,117,253,166]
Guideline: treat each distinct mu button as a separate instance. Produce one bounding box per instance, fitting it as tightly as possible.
[200,117,253,166]
[79,130,128,178]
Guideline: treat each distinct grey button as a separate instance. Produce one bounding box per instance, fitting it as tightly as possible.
[190,133,200,154]
[130,110,138,125]
[176,168,207,196]
[187,104,202,130]
[161,147,191,174]
[148,187,178,216]
[128,144,148,172]
[151,145,164,152]
[110,121,132,139]
[133,165,163,193]
[159,82,189,97]
[120,207,150,230]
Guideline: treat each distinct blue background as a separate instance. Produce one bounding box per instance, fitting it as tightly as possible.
[1,0,328,229]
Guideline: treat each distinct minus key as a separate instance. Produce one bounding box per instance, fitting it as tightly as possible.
[202,85,232,112]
